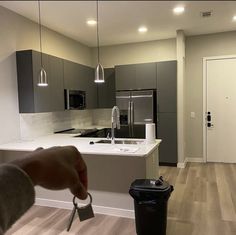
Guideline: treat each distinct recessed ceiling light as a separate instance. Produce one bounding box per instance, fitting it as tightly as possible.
[233,15,236,21]
[87,19,97,26]
[138,26,148,33]
[173,6,185,14]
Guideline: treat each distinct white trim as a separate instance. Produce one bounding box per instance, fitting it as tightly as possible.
[202,55,236,163]
[203,54,236,61]
[186,157,205,163]
[177,158,187,168]
[203,57,207,163]
[35,198,135,219]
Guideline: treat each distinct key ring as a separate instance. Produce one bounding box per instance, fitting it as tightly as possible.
[73,192,93,208]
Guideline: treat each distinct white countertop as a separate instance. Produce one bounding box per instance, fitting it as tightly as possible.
[0,134,161,157]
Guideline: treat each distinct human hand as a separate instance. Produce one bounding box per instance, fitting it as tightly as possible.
[11,146,88,200]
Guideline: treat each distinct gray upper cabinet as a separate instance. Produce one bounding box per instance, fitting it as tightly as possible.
[16,50,64,113]
[135,63,156,89]
[156,61,177,113]
[85,66,98,109]
[63,59,97,109]
[115,64,136,90]
[97,68,116,108]
[115,62,156,90]
[48,56,64,111]
[64,60,82,89]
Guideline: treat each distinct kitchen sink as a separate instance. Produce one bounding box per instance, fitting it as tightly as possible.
[95,139,144,145]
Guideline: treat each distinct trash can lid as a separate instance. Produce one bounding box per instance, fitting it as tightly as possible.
[129,177,174,201]
[130,178,171,193]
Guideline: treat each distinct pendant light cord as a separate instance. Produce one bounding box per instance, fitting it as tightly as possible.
[96,0,100,63]
[38,0,43,68]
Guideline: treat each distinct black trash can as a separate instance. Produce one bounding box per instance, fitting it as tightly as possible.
[129,176,173,235]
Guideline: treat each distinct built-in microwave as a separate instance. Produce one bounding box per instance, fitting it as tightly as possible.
[64,89,86,110]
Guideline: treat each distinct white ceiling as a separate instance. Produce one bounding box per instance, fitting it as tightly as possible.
[1,1,236,47]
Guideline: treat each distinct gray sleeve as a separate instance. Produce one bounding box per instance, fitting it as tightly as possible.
[0,164,35,234]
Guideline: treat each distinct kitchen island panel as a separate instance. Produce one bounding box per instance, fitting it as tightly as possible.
[1,147,159,216]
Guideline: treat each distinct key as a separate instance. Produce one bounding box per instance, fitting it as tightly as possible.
[67,201,77,232]
[66,193,95,231]
[77,203,94,221]
[77,193,95,221]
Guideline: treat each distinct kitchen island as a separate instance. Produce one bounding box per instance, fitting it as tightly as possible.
[0,134,161,218]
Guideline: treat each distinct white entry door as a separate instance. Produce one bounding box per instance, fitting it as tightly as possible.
[206,57,236,163]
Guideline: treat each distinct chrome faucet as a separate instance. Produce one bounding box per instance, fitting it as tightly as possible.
[111,106,120,144]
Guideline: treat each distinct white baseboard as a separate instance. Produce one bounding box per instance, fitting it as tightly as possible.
[35,198,135,219]
[177,161,186,168]
[177,157,187,168]
[186,157,205,163]
[177,157,205,168]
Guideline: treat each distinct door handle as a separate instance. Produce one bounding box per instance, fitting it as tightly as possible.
[207,123,214,127]
[207,112,211,122]
[206,111,214,127]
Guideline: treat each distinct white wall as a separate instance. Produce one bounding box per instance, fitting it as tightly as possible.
[0,6,92,144]
[92,109,111,127]
[185,31,236,159]
[92,38,176,68]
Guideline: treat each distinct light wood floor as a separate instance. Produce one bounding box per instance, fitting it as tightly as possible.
[6,163,236,235]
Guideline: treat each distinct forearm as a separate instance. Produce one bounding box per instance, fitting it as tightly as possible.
[0,164,35,234]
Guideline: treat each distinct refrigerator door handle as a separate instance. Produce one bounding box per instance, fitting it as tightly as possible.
[128,101,132,136]
[131,101,134,137]
[156,92,159,122]
[128,101,131,125]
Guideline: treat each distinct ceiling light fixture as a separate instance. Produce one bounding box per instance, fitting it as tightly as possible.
[94,0,105,83]
[138,26,148,33]
[37,0,48,87]
[87,19,97,26]
[233,15,236,21]
[173,6,185,14]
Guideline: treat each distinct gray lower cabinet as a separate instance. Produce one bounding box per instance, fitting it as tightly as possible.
[97,68,116,108]
[157,113,177,164]
[156,61,177,113]
[115,62,156,90]
[63,60,97,109]
[16,50,64,113]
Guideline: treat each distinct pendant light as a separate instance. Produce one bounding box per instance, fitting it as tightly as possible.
[37,0,48,87]
[94,0,105,83]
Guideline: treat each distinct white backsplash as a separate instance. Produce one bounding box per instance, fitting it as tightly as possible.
[92,109,112,127]
[20,110,93,140]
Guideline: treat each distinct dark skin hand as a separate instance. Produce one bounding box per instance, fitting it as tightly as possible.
[11,146,88,200]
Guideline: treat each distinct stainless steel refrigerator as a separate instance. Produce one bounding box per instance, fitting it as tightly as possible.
[116,90,156,138]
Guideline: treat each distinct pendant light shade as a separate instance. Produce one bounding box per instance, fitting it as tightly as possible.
[94,0,105,83]
[37,0,48,87]
[95,63,105,83]
[38,68,48,87]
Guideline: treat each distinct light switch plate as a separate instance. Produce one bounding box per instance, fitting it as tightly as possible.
[190,112,195,118]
